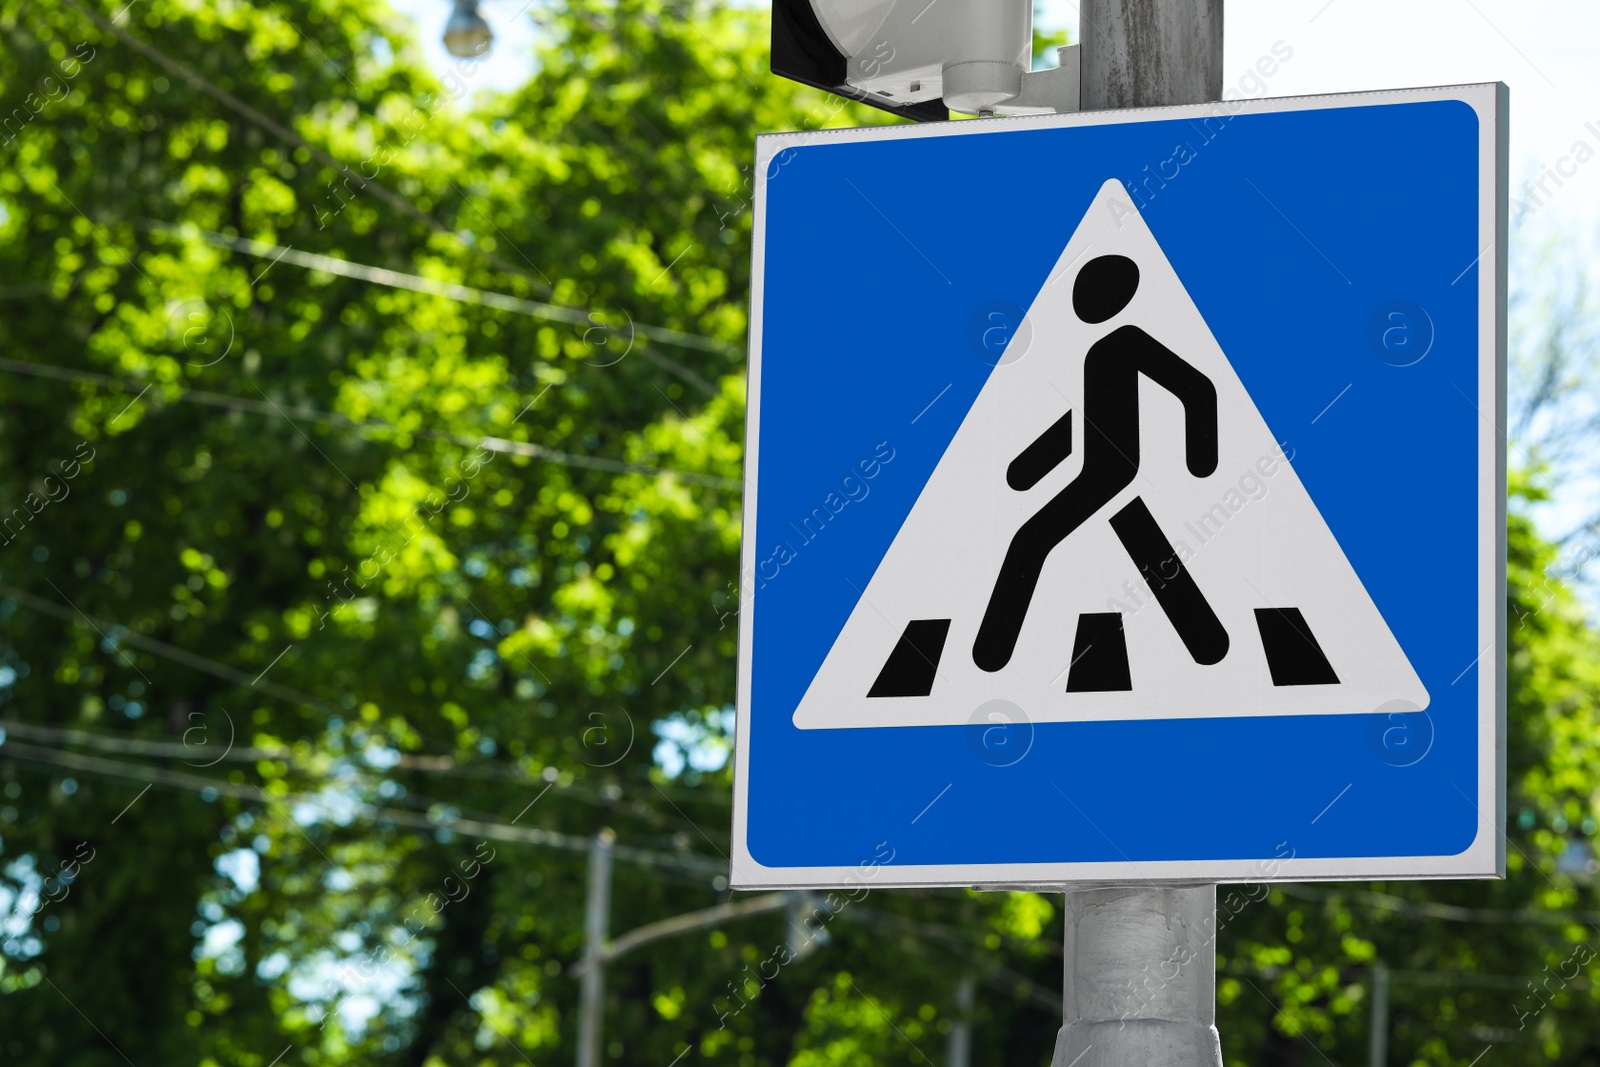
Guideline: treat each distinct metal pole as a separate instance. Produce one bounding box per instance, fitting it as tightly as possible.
[1053,11,1226,1063]
[1369,963,1390,1067]
[577,829,614,1067]
[1078,0,1222,110]
[787,890,824,962]
[947,973,975,1067]
[1053,885,1222,1067]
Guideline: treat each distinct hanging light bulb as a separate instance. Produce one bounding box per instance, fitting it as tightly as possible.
[443,0,493,58]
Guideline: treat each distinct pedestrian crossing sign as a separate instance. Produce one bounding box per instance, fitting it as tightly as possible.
[732,84,1507,888]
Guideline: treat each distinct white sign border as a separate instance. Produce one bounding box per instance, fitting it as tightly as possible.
[732,82,1508,890]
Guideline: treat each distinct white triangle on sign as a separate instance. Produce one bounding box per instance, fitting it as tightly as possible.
[792,178,1429,730]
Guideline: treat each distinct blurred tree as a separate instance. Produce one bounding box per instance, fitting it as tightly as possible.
[0,2,1594,1067]
[1032,3,1069,69]
[0,1,1059,1065]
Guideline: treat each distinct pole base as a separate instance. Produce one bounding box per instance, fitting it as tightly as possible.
[1052,1020,1222,1067]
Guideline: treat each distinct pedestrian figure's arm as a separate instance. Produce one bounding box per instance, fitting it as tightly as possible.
[1007,409,1074,490]
[1131,330,1219,477]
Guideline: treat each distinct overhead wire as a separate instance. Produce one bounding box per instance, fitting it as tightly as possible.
[0,533,737,848]
[0,591,721,806]
[0,737,728,879]
[23,4,751,549]
[1279,882,1600,927]
[2,735,1073,1010]
[0,356,741,490]
[18,739,1584,1009]
[184,227,739,360]
[834,905,1062,1013]
[0,581,325,708]
[4,735,1086,1015]
[0,665,731,852]
[170,226,727,398]
[0,718,732,810]
[0,718,284,763]
[0,717,732,852]
[54,0,544,292]
[1221,959,1593,995]
[20,702,1593,929]
[50,1,741,396]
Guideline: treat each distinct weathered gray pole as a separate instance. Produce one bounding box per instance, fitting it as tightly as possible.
[1077,0,1222,111]
[1368,963,1390,1067]
[1052,885,1222,1066]
[576,829,614,1067]
[1054,7,1225,1065]
[946,974,975,1067]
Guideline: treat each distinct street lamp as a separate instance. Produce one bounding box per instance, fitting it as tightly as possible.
[443,0,493,58]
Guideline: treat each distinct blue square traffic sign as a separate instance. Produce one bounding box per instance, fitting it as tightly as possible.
[733,84,1506,887]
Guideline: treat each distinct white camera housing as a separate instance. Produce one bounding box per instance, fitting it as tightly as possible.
[774,0,1078,119]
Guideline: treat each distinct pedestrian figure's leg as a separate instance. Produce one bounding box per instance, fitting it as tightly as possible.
[974,482,1114,672]
[972,542,1053,673]
[1107,498,1229,665]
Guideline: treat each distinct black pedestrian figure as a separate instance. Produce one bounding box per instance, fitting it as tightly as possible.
[972,254,1231,673]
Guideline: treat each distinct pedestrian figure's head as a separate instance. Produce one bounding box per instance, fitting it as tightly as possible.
[1073,255,1140,324]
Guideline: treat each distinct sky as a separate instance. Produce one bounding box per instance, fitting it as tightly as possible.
[1199,0,1600,242]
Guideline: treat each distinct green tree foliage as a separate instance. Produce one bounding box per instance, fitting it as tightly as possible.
[0,2,1595,1066]
[0,2,1056,1064]
[1032,3,1068,69]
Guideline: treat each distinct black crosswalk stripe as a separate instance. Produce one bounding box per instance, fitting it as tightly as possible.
[864,608,1338,696]
[1254,607,1340,686]
[866,619,951,698]
[1066,612,1133,692]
